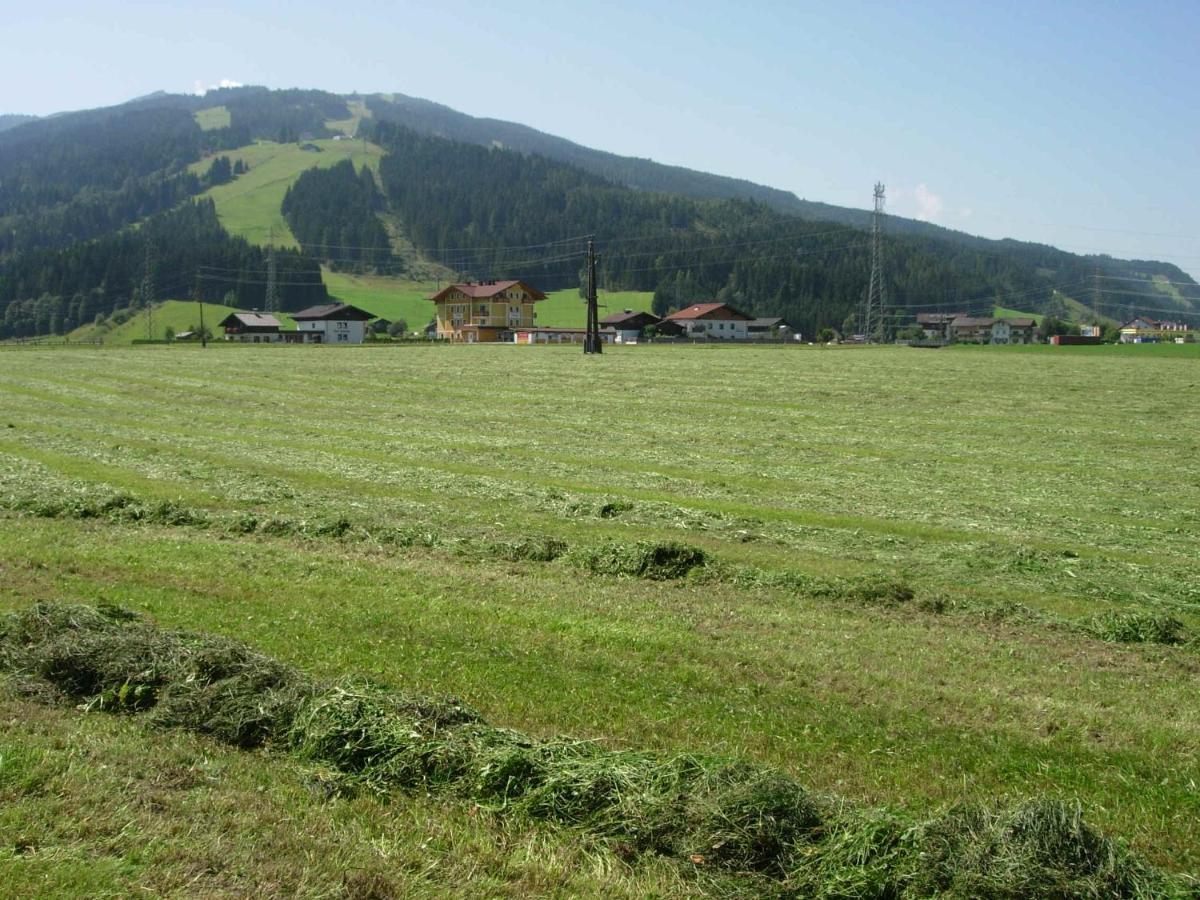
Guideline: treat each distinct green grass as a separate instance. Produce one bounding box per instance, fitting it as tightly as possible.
[65,300,295,344]
[993,305,1042,322]
[316,278,655,331]
[321,270,438,328]
[538,289,655,328]
[188,139,385,247]
[0,345,1197,890]
[325,98,371,137]
[0,690,687,898]
[193,105,230,131]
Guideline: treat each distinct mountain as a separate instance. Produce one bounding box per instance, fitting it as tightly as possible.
[0,85,1196,341]
[0,114,38,133]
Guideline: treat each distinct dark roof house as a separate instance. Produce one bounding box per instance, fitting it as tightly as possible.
[218,312,282,332]
[291,303,374,321]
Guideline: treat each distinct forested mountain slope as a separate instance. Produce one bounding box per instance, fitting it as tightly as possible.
[0,85,1196,341]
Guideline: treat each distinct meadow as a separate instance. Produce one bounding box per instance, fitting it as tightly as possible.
[0,343,1197,895]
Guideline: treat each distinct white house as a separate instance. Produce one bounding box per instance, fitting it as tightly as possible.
[290,303,374,344]
[663,302,755,339]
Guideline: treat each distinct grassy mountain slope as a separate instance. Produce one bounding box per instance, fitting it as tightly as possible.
[2,86,1197,342]
[65,299,297,344]
[187,138,384,247]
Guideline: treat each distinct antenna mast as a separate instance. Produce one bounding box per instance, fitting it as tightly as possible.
[863,182,888,342]
[265,228,280,313]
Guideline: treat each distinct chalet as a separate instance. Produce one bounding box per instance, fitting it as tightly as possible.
[219,312,283,343]
[290,303,374,344]
[663,302,755,340]
[427,280,546,342]
[599,309,682,343]
[948,315,1037,345]
[1119,317,1195,343]
[916,312,962,341]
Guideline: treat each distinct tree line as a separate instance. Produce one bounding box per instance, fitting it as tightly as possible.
[0,199,327,339]
[281,160,392,270]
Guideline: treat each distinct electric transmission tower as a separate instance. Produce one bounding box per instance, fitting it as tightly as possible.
[862,182,888,342]
[142,240,157,341]
[264,230,280,313]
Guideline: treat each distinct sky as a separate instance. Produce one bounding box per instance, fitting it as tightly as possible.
[3,0,1198,278]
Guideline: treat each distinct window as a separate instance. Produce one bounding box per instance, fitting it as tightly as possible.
[508,305,521,326]
[338,334,348,342]
[477,305,489,318]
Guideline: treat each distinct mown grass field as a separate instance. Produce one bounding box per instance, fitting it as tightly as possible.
[0,343,1197,894]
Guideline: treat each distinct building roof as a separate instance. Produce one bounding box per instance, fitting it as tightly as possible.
[917,312,962,325]
[426,280,547,303]
[664,302,754,321]
[950,316,997,328]
[1006,317,1037,327]
[514,326,616,334]
[218,312,282,329]
[290,303,374,321]
[747,317,786,329]
[600,310,660,327]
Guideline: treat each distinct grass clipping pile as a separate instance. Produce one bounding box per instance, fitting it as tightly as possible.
[0,603,1183,898]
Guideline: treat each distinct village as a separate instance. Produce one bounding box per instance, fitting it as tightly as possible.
[216,278,1198,347]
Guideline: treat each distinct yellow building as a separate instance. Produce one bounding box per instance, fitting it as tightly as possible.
[427,280,547,342]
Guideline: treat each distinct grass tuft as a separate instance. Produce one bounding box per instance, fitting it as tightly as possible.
[569,540,708,580]
[1084,611,1187,646]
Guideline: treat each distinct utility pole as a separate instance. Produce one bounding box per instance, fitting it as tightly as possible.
[584,238,602,354]
[1092,265,1102,324]
[863,182,888,343]
[265,228,280,313]
[142,240,157,342]
[195,276,207,349]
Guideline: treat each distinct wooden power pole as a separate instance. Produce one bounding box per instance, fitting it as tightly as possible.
[584,238,602,354]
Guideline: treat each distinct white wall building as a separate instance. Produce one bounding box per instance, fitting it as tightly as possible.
[290,303,374,344]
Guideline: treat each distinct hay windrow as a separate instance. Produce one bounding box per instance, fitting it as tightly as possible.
[0,602,1184,897]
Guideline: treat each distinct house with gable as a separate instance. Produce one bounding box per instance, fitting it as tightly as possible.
[218,312,284,343]
[290,303,374,344]
[949,315,1037,345]
[599,309,683,343]
[427,280,546,342]
[663,302,755,340]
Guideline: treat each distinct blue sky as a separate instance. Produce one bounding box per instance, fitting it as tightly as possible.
[5,1,1198,277]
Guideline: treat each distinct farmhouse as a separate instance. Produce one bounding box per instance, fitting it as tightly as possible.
[916,312,962,341]
[290,303,374,344]
[219,312,284,343]
[1119,317,1195,343]
[948,316,1037,345]
[427,280,545,342]
[664,302,755,340]
[599,309,682,343]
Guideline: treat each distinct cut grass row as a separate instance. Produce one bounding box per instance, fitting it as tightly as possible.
[1,601,1180,898]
